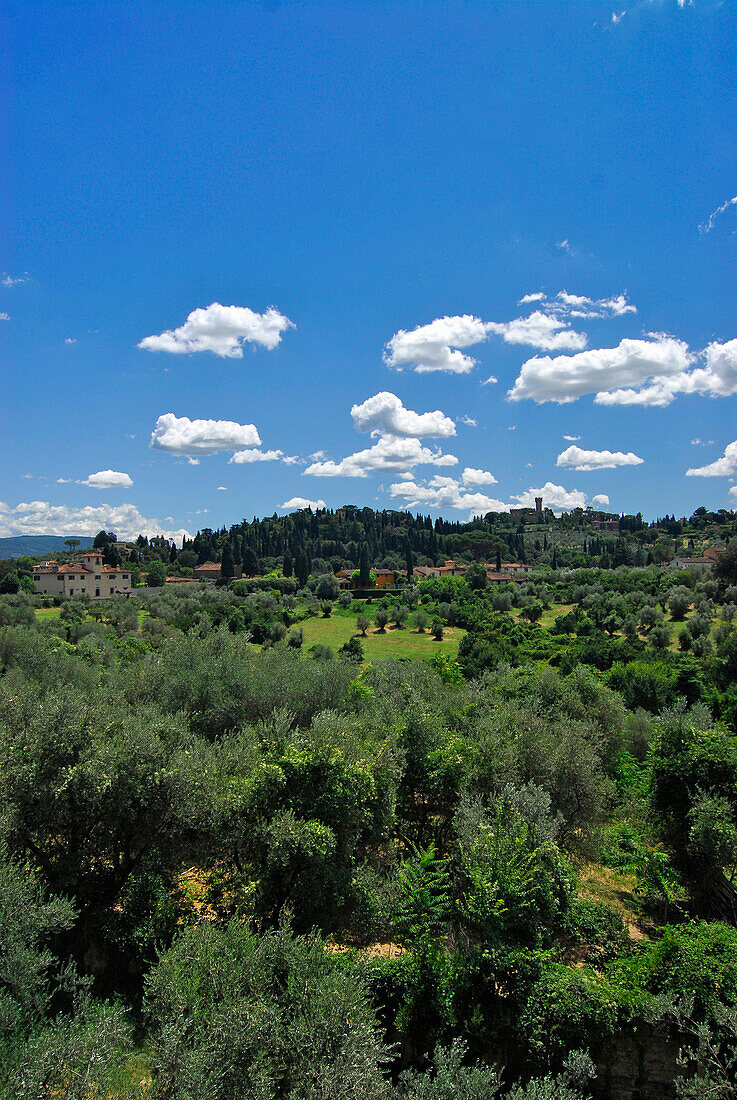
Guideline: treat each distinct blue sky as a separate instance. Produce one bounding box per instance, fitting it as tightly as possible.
[2,0,736,541]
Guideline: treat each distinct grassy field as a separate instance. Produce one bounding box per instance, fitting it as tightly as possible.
[34,606,61,620]
[300,610,464,663]
[33,606,148,627]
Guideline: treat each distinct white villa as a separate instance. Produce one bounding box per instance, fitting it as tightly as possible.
[32,550,132,598]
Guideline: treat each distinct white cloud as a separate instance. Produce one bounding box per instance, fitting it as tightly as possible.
[0,312,9,321]
[1,273,29,287]
[229,448,287,464]
[686,441,737,478]
[138,303,294,358]
[216,486,227,491]
[729,485,737,500]
[389,475,508,517]
[518,290,637,321]
[350,392,456,438]
[383,297,636,374]
[592,494,610,506]
[459,415,477,426]
[79,469,134,489]
[0,501,189,544]
[304,436,458,478]
[556,239,571,252]
[481,375,498,386]
[462,467,497,486]
[384,315,491,374]
[150,413,261,456]
[611,11,626,24]
[512,482,589,513]
[64,337,76,345]
[485,311,587,351]
[280,497,326,511]
[556,291,636,318]
[700,194,737,233]
[508,336,693,404]
[563,435,581,442]
[595,338,737,406]
[683,340,737,397]
[556,445,644,471]
[56,478,72,484]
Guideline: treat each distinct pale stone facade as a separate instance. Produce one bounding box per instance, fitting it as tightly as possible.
[32,550,132,598]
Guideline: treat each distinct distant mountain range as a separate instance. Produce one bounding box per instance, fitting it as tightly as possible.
[0,535,94,559]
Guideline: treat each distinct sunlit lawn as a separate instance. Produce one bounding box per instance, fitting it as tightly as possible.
[300,610,464,663]
[34,606,61,620]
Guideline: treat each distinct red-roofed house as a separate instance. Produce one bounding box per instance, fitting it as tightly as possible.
[32,550,132,598]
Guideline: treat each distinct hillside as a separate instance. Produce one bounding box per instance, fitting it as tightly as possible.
[0,534,94,558]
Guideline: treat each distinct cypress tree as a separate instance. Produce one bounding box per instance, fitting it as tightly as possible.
[243,547,259,577]
[221,541,235,580]
[283,549,293,578]
[359,544,371,587]
[295,549,309,587]
[404,536,414,580]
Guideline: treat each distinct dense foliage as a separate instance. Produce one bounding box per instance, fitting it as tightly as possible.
[3,512,737,1097]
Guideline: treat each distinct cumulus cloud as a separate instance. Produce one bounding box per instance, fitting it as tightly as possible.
[229,448,288,464]
[384,315,492,374]
[563,435,581,442]
[700,194,737,233]
[389,475,508,518]
[384,295,641,373]
[138,303,294,358]
[0,501,189,544]
[150,413,261,456]
[280,497,326,511]
[79,469,134,489]
[512,482,589,513]
[350,392,456,438]
[485,311,587,351]
[682,340,737,397]
[304,436,458,478]
[592,494,611,505]
[462,467,497,486]
[508,336,694,405]
[595,339,737,406]
[1,273,29,287]
[556,445,644,471]
[686,441,737,478]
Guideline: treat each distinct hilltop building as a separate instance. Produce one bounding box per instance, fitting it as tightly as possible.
[510,497,543,525]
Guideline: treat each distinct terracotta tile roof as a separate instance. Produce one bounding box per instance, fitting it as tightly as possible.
[57,564,92,574]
